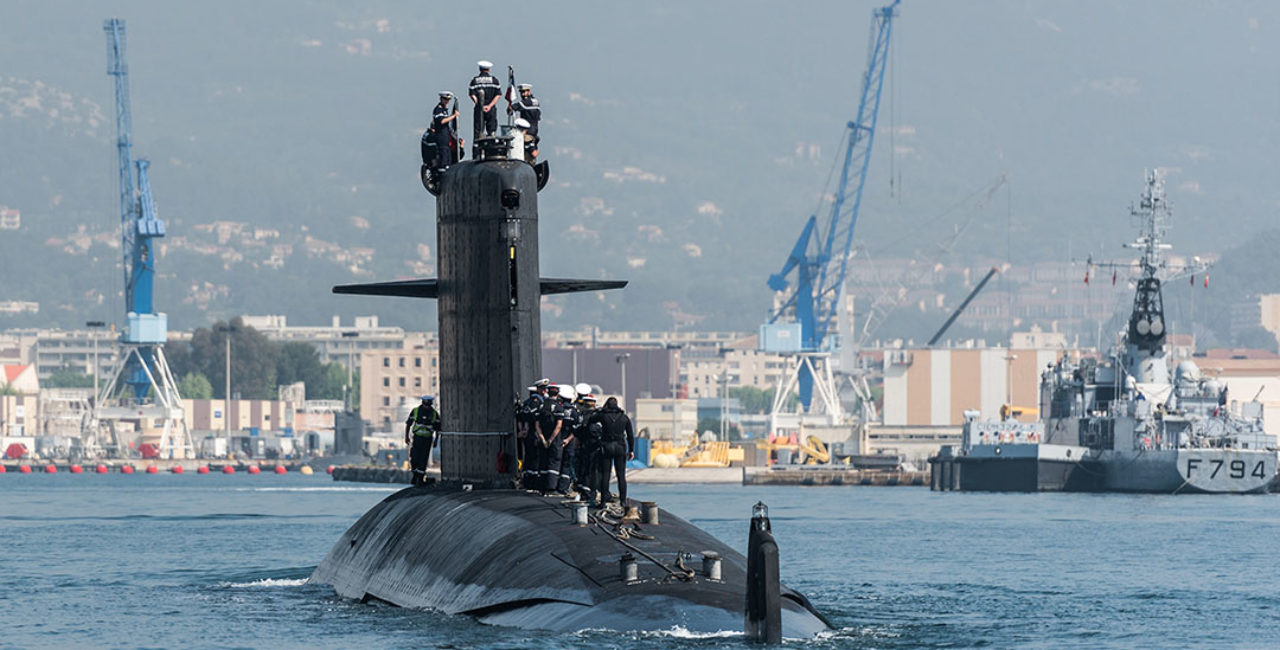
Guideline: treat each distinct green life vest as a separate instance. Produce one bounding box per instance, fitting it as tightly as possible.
[410,406,440,436]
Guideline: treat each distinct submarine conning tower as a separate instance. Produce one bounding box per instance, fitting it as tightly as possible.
[334,137,622,487]
[436,158,540,486]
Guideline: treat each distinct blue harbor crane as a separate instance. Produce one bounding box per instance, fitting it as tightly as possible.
[94,18,190,458]
[105,17,167,399]
[765,0,899,411]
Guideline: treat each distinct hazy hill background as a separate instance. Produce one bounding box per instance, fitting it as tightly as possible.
[2,0,1279,346]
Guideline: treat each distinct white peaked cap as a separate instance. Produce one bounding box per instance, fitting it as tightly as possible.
[513,118,531,129]
[574,383,592,396]
[477,60,493,68]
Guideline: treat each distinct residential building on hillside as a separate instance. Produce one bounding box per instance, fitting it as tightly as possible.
[0,301,37,314]
[0,207,19,230]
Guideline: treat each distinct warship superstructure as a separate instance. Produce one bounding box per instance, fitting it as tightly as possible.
[937,170,1277,493]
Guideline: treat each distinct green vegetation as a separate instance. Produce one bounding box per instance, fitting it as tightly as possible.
[177,372,214,399]
[166,317,356,401]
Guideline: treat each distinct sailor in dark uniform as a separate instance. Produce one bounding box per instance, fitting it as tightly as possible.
[430,91,459,170]
[554,390,581,494]
[468,60,502,146]
[573,394,600,500]
[533,383,563,492]
[516,383,545,476]
[509,83,541,159]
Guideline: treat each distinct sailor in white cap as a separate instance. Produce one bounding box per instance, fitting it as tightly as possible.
[405,395,441,486]
[429,91,460,169]
[468,60,502,145]
[508,82,541,160]
[516,383,545,473]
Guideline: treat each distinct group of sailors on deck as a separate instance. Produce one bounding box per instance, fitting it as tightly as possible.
[424,60,542,170]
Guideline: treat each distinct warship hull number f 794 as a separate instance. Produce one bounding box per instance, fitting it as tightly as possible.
[1185,458,1268,479]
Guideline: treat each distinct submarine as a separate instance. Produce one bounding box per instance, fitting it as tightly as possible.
[311,130,831,639]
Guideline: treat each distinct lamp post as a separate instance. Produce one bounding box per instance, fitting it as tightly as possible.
[567,341,584,385]
[720,372,729,442]
[341,331,359,411]
[85,321,106,403]
[670,383,680,440]
[666,343,683,440]
[615,352,631,412]
[215,323,238,453]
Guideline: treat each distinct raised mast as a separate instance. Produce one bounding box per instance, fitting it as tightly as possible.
[1123,170,1171,365]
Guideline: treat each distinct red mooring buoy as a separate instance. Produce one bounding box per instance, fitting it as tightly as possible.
[222,466,235,475]
[95,465,109,474]
[145,465,159,474]
[45,465,58,474]
[197,466,210,475]
[121,465,135,475]
[247,465,261,475]
[171,465,184,474]
[70,465,83,474]
[274,465,287,474]
[19,465,32,474]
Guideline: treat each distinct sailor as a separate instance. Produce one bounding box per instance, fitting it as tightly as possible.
[508,83,541,159]
[405,395,441,486]
[429,92,460,170]
[533,383,563,492]
[589,396,635,507]
[468,60,502,146]
[516,385,542,472]
[555,389,582,495]
[574,394,601,501]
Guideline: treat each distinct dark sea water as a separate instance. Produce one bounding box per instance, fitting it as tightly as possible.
[2,474,1279,648]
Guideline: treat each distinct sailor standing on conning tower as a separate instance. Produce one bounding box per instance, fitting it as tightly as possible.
[508,83,541,160]
[469,60,502,149]
[429,92,459,170]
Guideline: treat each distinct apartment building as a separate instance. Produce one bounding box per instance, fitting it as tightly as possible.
[359,341,441,431]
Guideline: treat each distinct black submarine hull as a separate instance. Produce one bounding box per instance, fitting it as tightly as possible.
[310,486,830,636]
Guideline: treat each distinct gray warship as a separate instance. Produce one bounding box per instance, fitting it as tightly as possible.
[309,129,830,639]
[935,170,1278,493]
